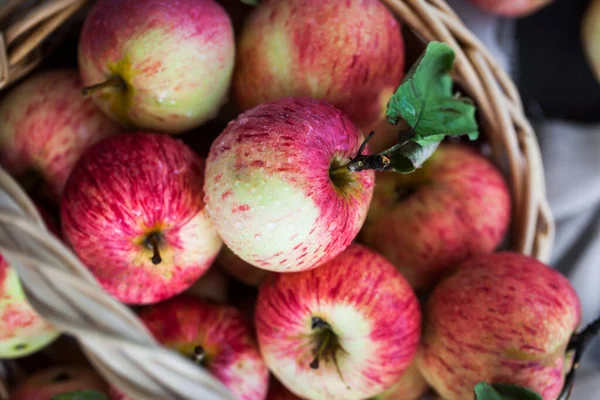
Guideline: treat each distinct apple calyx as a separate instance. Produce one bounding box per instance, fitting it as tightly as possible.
[144,232,163,265]
[309,317,348,384]
[192,345,207,366]
[81,76,126,97]
[560,314,600,399]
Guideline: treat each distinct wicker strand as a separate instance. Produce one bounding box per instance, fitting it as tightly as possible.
[0,0,554,399]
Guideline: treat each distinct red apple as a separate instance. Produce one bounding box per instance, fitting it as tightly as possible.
[467,0,552,17]
[217,245,270,287]
[60,133,222,304]
[204,97,375,273]
[417,252,582,400]
[255,243,421,400]
[137,295,269,400]
[10,364,108,400]
[233,0,404,134]
[583,0,600,83]
[0,70,119,201]
[360,143,511,290]
[78,0,235,134]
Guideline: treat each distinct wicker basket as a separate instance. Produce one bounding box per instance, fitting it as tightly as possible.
[0,0,554,399]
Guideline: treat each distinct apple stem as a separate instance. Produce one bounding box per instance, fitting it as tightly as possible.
[308,317,350,388]
[81,76,126,97]
[560,314,600,399]
[193,345,206,365]
[329,131,391,177]
[146,232,162,265]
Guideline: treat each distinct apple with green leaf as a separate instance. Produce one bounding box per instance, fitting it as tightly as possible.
[233,0,405,134]
[10,365,109,400]
[417,252,586,400]
[60,133,222,305]
[255,243,421,400]
[360,142,511,290]
[205,41,479,274]
[0,70,119,202]
[78,0,235,134]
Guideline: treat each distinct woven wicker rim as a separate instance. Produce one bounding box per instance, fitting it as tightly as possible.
[0,0,554,399]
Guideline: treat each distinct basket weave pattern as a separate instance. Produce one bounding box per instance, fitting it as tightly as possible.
[0,0,554,399]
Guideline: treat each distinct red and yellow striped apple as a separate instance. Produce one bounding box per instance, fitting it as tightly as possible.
[10,365,108,400]
[255,244,421,400]
[417,252,582,400]
[360,144,510,290]
[78,0,235,134]
[0,70,119,201]
[204,97,374,273]
[61,133,222,304]
[374,362,429,400]
[138,295,269,400]
[233,0,404,134]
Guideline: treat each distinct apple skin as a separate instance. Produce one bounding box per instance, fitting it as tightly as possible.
[467,0,552,17]
[583,0,600,83]
[417,252,582,400]
[60,133,222,305]
[217,245,270,287]
[374,361,429,400]
[78,0,235,134]
[360,143,510,290]
[255,243,421,400]
[0,70,119,201]
[10,364,109,400]
[137,295,269,400]
[233,0,404,134]
[204,97,375,273]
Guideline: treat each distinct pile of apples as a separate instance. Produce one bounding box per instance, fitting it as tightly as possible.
[0,0,593,400]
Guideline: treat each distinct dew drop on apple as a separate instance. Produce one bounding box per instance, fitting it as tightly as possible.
[328,222,338,231]
[267,222,277,231]
[234,180,241,187]
[255,234,262,241]
[235,222,243,230]
[258,195,263,201]
[251,188,257,195]
[275,200,281,207]
[259,205,266,211]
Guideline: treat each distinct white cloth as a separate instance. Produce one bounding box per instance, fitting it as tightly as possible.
[444,1,600,398]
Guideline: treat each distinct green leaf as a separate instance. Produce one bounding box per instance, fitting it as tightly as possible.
[382,140,440,173]
[474,382,544,400]
[239,0,260,5]
[51,390,110,400]
[386,41,479,142]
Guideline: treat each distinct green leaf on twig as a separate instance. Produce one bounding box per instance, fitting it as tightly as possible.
[474,382,544,400]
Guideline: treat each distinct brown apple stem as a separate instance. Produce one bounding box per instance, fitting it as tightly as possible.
[146,232,162,265]
[560,315,600,399]
[81,76,125,97]
[329,131,391,177]
[192,345,206,365]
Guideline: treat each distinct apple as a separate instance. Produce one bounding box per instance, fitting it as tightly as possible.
[359,143,511,290]
[467,0,552,17]
[417,252,582,400]
[255,243,421,400]
[374,362,429,400]
[60,133,222,305]
[184,265,229,303]
[137,294,269,400]
[0,69,119,201]
[78,0,235,134]
[582,0,600,83]
[10,364,108,400]
[204,97,375,273]
[217,245,269,287]
[233,0,405,134]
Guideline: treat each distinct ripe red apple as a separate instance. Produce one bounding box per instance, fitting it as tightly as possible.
[583,0,600,83]
[204,97,375,273]
[60,133,222,304]
[137,295,269,400]
[467,0,552,17]
[360,143,510,290]
[217,245,269,287]
[233,0,404,134]
[78,0,235,134]
[417,252,582,400]
[255,243,421,400]
[10,364,108,400]
[0,70,119,201]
